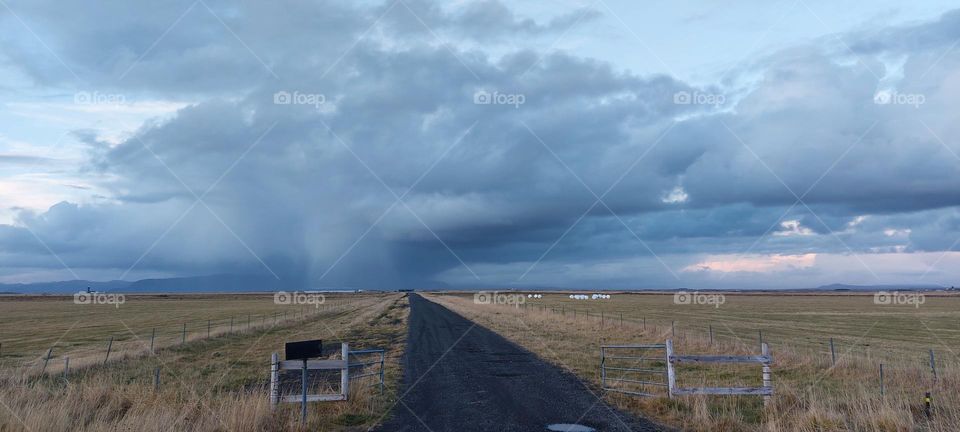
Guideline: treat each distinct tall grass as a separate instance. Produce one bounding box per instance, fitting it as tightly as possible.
[0,294,409,431]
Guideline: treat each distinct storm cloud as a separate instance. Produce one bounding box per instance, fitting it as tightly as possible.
[2,1,960,289]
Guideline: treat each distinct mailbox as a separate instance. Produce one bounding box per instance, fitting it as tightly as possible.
[285,339,323,360]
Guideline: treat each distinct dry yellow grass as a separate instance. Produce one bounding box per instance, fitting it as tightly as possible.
[428,292,960,432]
[0,293,409,431]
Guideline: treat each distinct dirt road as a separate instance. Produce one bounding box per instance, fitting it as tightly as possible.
[377,294,663,432]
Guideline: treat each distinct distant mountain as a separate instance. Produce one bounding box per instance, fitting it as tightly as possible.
[816,283,947,291]
[0,279,131,294]
[126,274,286,293]
[0,274,291,294]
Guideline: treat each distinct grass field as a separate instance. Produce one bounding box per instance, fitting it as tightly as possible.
[0,292,409,431]
[428,291,960,431]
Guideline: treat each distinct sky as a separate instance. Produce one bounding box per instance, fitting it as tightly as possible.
[1,0,960,290]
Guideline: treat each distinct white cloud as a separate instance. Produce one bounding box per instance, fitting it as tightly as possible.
[661,186,689,204]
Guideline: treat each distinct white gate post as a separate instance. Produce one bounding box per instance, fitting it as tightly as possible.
[665,339,676,399]
[270,352,279,408]
[762,343,771,408]
[341,342,350,400]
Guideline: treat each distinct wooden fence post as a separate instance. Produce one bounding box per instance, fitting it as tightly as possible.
[104,337,113,364]
[709,325,714,346]
[154,367,161,391]
[665,339,676,399]
[758,330,764,351]
[150,328,156,354]
[379,350,385,394]
[41,347,53,375]
[762,343,771,408]
[181,323,186,345]
[63,356,70,379]
[879,363,885,396]
[829,337,836,366]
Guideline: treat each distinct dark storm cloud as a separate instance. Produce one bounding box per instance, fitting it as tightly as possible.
[2,1,960,287]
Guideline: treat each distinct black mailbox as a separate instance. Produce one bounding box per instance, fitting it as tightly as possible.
[285,339,323,360]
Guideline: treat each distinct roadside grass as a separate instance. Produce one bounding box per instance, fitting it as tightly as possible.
[0,293,409,431]
[428,292,960,432]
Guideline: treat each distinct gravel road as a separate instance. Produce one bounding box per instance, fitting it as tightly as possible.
[376,294,665,432]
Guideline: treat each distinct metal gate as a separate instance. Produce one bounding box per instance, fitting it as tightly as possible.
[600,344,669,397]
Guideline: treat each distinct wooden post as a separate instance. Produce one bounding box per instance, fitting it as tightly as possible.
[150,328,156,354]
[104,337,113,364]
[379,350,385,394]
[154,367,161,391]
[600,347,606,388]
[269,352,279,408]
[181,323,186,345]
[929,349,937,382]
[758,330,764,352]
[709,325,714,346]
[341,342,350,400]
[41,347,53,375]
[63,356,70,379]
[601,311,604,328]
[879,363,885,396]
[829,337,836,366]
[665,339,676,398]
[762,343,771,408]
